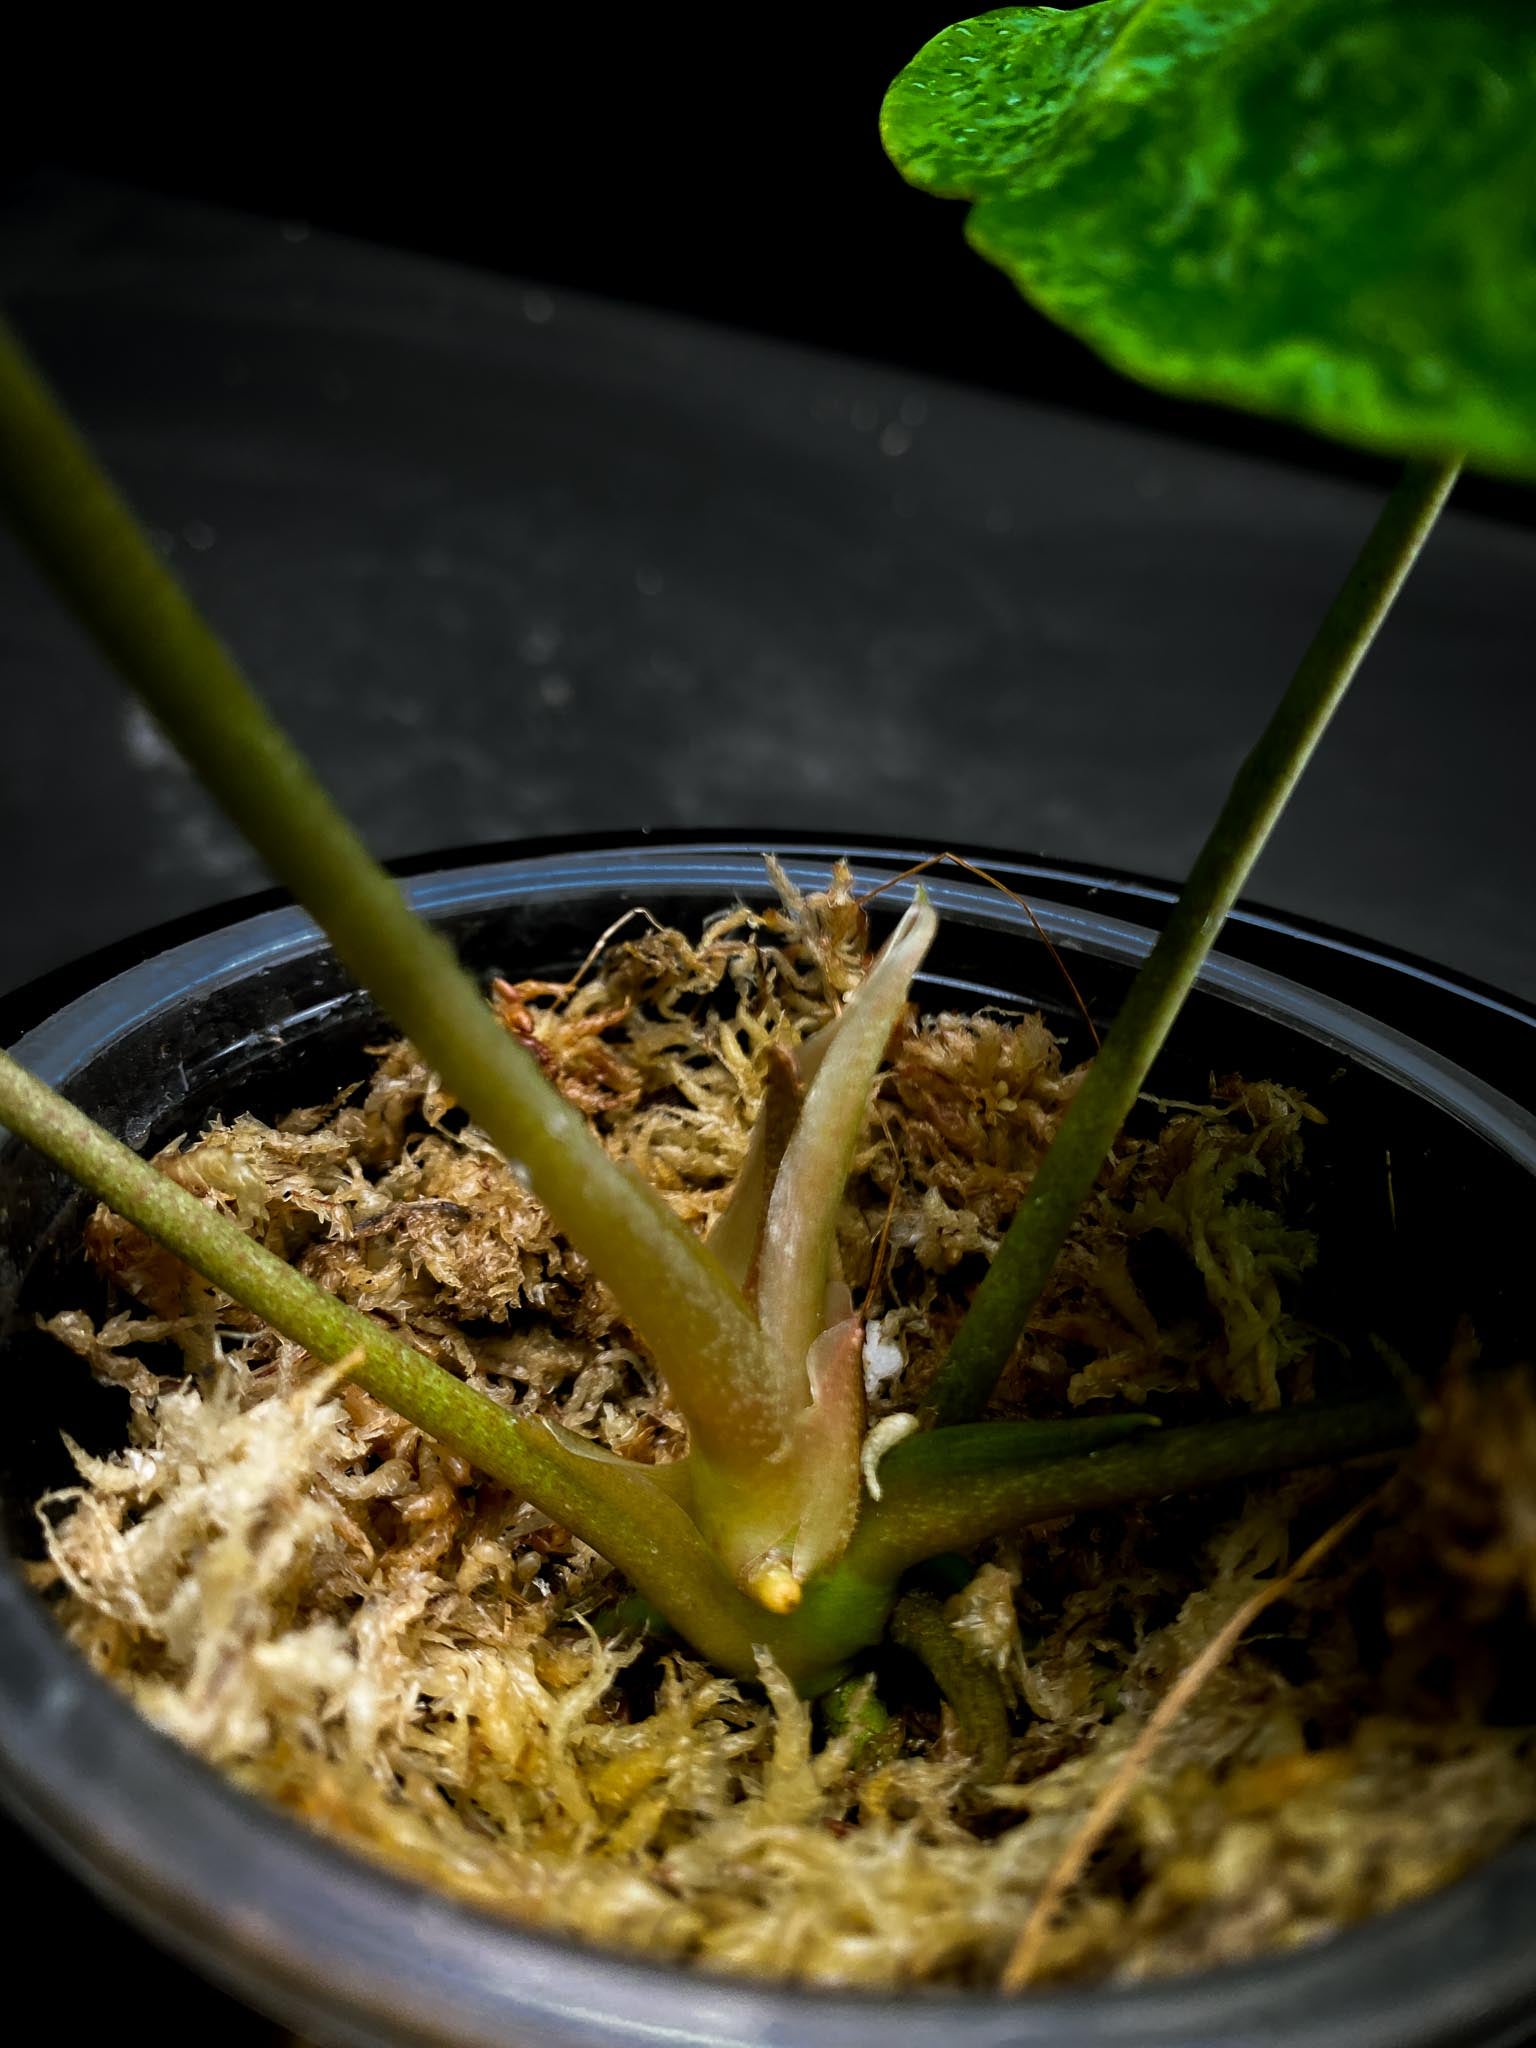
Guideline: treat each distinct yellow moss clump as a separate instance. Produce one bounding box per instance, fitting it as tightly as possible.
[31,869,1536,1990]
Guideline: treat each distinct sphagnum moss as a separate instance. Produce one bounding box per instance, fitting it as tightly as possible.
[33,878,1536,1989]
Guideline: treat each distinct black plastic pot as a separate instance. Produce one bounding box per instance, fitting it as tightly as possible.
[2,833,1534,2048]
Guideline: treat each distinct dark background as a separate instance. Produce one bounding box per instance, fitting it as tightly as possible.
[17,15,1115,424]
[8,10,1529,525]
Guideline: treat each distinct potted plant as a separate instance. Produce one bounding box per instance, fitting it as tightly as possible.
[0,1,1532,2039]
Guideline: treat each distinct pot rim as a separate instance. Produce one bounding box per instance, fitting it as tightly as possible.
[3,832,1535,2048]
[5,827,1534,1053]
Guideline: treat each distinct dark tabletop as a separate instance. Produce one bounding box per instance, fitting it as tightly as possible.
[0,174,1533,2041]
[1,175,1532,1008]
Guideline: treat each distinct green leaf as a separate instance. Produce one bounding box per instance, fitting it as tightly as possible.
[883,1,1536,477]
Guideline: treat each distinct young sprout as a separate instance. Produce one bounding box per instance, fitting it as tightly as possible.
[685,893,939,1607]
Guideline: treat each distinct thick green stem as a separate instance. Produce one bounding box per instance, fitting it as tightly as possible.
[857,1395,1413,1584]
[879,1411,1161,1483]
[789,1395,1413,1671]
[0,1050,776,1677]
[929,458,1462,1426]
[0,319,772,1473]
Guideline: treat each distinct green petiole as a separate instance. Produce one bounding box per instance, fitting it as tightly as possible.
[928,457,1461,1427]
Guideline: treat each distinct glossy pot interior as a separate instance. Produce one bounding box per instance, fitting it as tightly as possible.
[2,836,1535,2048]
